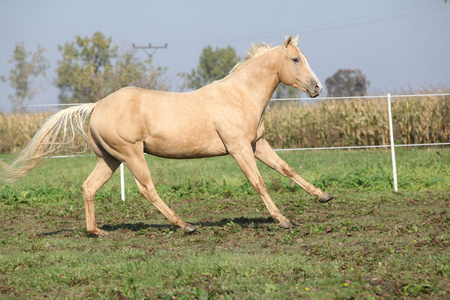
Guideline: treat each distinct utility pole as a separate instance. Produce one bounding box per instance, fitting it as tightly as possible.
[132,43,168,59]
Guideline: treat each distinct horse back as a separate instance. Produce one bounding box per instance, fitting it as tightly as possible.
[90,87,229,158]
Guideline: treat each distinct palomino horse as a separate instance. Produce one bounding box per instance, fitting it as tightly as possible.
[1,35,333,235]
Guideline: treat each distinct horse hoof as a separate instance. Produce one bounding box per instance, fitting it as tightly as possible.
[183,223,197,234]
[88,228,109,237]
[319,193,334,203]
[280,221,295,229]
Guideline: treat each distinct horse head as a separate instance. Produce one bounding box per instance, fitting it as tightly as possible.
[278,35,322,98]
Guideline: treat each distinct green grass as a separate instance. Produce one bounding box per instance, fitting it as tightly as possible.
[1,148,449,299]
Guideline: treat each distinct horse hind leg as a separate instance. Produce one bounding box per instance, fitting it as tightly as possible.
[82,154,121,236]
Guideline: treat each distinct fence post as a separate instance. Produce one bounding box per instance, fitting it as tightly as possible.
[387,93,398,192]
[120,163,125,201]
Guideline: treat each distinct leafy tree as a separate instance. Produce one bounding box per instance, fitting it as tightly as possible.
[55,31,170,104]
[1,42,49,112]
[184,45,240,89]
[325,69,369,97]
[55,32,117,103]
[113,49,170,92]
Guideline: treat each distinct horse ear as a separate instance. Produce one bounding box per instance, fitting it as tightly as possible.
[293,35,299,46]
[284,35,293,48]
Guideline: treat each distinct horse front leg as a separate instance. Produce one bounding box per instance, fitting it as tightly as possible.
[122,152,197,234]
[228,143,294,229]
[254,138,333,203]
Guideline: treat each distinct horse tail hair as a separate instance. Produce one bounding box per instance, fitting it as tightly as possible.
[0,103,97,183]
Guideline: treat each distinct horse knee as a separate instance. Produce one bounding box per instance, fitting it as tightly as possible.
[250,176,268,194]
[280,164,295,177]
[138,185,159,203]
[271,161,296,178]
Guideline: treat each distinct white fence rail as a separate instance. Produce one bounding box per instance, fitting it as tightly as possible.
[7,93,448,199]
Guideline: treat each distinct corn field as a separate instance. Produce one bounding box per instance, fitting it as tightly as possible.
[0,94,449,154]
[0,111,87,154]
[264,94,449,149]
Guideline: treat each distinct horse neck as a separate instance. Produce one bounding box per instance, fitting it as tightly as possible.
[226,47,281,111]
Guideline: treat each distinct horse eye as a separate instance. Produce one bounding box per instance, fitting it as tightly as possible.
[292,57,300,63]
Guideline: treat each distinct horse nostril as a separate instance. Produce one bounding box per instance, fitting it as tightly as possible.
[315,84,321,92]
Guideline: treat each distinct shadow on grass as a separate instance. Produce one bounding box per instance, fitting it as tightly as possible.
[100,217,276,233]
[37,229,76,237]
[200,216,276,228]
[37,217,277,237]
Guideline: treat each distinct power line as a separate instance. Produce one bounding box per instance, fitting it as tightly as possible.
[132,43,168,58]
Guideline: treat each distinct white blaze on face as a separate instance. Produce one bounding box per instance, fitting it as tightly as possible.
[299,50,318,82]
[298,49,322,95]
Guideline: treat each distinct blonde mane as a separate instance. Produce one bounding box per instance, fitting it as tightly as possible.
[229,43,274,74]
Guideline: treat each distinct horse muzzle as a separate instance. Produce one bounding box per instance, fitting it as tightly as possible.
[306,81,322,98]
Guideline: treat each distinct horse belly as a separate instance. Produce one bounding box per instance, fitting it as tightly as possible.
[143,132,227,159]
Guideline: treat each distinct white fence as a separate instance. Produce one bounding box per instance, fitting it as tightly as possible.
[271,93,450,193]
[14,93,450,199]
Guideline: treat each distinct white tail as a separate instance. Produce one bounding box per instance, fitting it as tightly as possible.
[0,103,96,182]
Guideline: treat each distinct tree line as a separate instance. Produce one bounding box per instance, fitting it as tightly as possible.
[2,31,368,112]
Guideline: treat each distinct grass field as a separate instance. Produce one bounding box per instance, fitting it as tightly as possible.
[1,148,449,299]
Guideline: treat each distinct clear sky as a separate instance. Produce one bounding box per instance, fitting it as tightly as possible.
[1,0,449,112]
